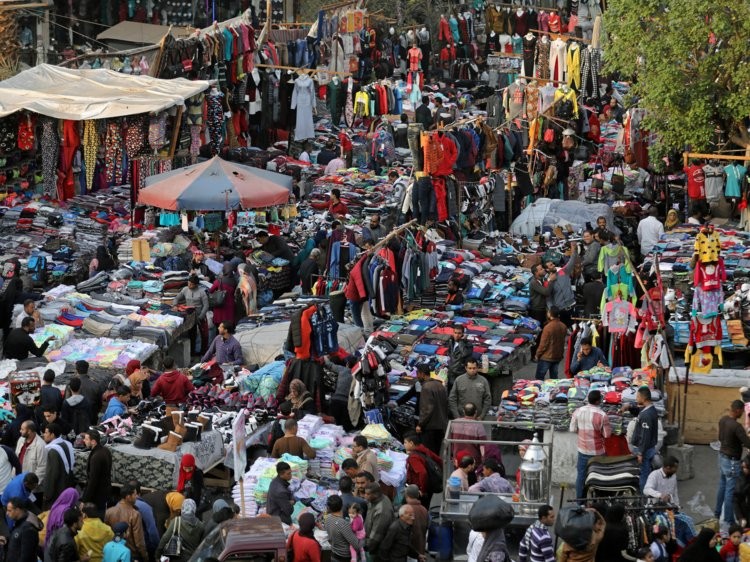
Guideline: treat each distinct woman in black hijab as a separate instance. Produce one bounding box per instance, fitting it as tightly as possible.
[678,527,721,562]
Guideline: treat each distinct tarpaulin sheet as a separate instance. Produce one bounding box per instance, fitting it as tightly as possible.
[510,198,620,237]
[0,64,208,120]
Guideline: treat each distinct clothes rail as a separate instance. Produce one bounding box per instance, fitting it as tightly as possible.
[254,63,352,77]
[321,0,362,11]
[486,2,559,11]
[529,29,591,44]
[516,74,565,85]
[683,151,750,168]
[367,219,417,254]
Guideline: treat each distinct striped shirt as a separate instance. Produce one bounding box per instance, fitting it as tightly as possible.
[518,521,556,562]
[569,404,612,456]
[324,513,362,558]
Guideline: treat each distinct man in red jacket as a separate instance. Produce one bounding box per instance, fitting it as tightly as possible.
[150,356,194,405]
[404,433,442,509]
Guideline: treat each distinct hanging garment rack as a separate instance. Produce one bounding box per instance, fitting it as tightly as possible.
[529,29,592,44]
[516,74,566,85]
[321,0,362,11]
[254,63,352,77]
[683,151,750,168]
[367,219,418,254]
[485,2,559,12]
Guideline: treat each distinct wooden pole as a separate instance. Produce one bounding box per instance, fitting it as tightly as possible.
[168,106,184,159]
[683,150,750,166]
[239,477,246,517]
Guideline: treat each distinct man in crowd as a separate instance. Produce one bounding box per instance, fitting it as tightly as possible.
[404,485,428,560]
[75,503,114,562]
[379,505,422,562]
[266,461,294,525]
[581,230,601,281]
[66,360,102,425]
[201,321,243,365]
[1,472,38,509]
[529,264,553,330]
[415,96,433,130]
[582,272,605,318]
[82,429,112,514]
[15,420,46,485]
[569,390,612,501]
[174,274,209,356]
[518,505,557,562]
[105,484,148,562]
[449,359,492,419]
[624,387,659,492]
[13,299,42,329]
[355,471,375,499]
[546,248,579,327]
[449,402,487,466]
[715,400,750,525]
[637,206,665,257]
[42,406,71,437]
[150,356,194,405]
[102,386,131,421]
[644,456,680,505]
[339,475,367,519]
[4,496,43,562]
[39,369,63,422]
[61,376,92,435]
[316,141,338,166]
[325,495,363,562]
[535,307,567,380]
[364,483,394,562]
[362,213,387,244]
[447,324,473,391]
[46,507,84,562]
[327,189,350,219]
[42,422,75,508]
[340,458,359,480]
[271,418,316,459]
[4,317,54,360]
[468,458,513,494]
[127,480,159,561]
[570,337,608,375]
[352,435,379,482]
[415,363,448,456]
[404,433,442,509]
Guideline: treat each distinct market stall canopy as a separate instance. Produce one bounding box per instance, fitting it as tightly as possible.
[510,198,620,237]
[0,64,208,120]
[138,156,293,211]
[96,21,192,49]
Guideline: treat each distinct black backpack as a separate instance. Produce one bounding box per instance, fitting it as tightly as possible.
[417,451,444,493]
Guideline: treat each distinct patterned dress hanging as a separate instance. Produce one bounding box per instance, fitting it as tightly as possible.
[104,121,124,186]
[82,120,99,192]
[40,118,59,198]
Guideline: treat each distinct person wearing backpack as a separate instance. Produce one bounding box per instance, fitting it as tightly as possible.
[404,432,443,510]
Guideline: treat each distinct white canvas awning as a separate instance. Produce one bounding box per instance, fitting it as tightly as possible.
[0,64,209,120]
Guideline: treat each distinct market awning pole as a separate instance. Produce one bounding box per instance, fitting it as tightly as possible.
[169,106,184,159]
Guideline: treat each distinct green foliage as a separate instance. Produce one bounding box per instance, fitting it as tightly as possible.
[603,0,750,157]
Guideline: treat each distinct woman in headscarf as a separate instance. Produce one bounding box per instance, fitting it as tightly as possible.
[287,379,316,419]
[209,262,237,331]
[177,454,204,504]
[90,245,115,278]
[561,508,606,562]
[236,264,257,319]
[0,259,22,341]
[287,512,321,562]
[157,498,205,562]
[125,360,150,402]
[164,492,185,527]
[677,528,721,562]
[664,209,680,232]
[43,487,80,548]
[204,499,235,535]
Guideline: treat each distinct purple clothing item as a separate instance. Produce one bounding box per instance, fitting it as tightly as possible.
[202,334,244,365]
[45,487,80,547]
[468,472,514,494]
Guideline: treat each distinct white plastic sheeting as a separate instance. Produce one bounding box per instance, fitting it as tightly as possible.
[0,64,208,120]
[669,367,750,389]
[510,198,619,237]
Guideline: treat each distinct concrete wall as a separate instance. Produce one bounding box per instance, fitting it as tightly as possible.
[551,431,578,485]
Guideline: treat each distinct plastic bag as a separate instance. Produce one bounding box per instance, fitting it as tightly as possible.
[468,495,514,532]
[555,506,595,551]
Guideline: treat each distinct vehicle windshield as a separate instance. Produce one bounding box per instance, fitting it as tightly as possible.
[189,526,225,562]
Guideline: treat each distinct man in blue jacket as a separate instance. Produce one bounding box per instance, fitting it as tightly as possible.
[570,338,608,375]
[623,387,659,491]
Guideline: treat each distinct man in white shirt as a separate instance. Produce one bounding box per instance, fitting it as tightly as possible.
[644,455,680,506]
[14,299,43,329]
[636,207,665,257]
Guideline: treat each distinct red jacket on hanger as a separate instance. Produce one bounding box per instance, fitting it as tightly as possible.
[435,133,457,176]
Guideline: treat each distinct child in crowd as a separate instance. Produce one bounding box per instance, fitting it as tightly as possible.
[719,525,742,562]
[348,503,366,562]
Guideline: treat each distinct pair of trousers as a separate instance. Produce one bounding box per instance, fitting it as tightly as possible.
[535,359,559,379]
[576,452,593,501]
[421,428,444,457]
[407,124,424,171]
[189,317,209,355]
[639,447,656,492]
[716,453,741,522]
[412,177,436,225]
